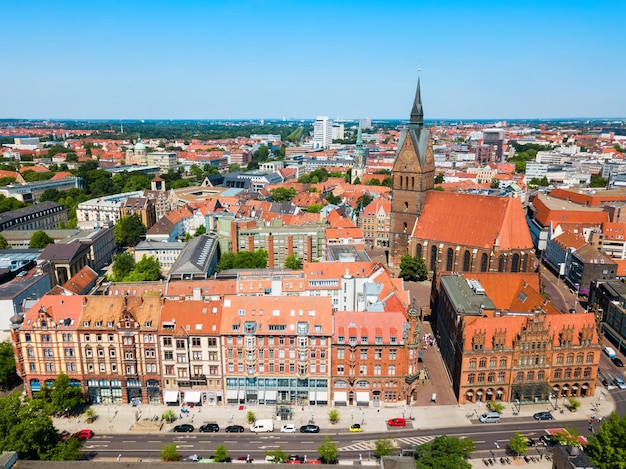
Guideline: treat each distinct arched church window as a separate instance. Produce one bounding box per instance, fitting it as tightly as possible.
[430,245,437,271]
[463,250,471,272]
[512,254,520,272]
[481,253,488,272]
[446,248,453,271]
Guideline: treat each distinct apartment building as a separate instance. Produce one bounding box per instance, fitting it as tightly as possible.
[358,199,391,247]
[0,201,68,232]
[220,295,333,406]
[76,192,142,229]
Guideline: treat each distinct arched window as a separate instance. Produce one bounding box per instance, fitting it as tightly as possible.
[498,255,504,271]
[416,244,422,258]
[334,380,347,388]
[522,254,528,271]
[446,248,454,271]
[516,372,524,383]
[411,177,415,189]
[481,253,488,272]
[479,358,487,369]
[463,250,471,271]
[512,253,520,272]
[537,371,545,381]
[526,371,534,381]
[404,201,409,212]
[467,373,476,384]
[430,245,438,271]
[487,372,495,383]
[403,222,407,233]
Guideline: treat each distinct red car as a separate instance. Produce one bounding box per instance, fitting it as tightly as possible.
[73,429,94,440]
[387,418,406,427]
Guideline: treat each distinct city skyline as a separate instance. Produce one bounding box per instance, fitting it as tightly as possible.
[1,0,625,120]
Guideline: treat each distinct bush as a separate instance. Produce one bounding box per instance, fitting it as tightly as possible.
[247,411,256,423]
[328,409,339,423]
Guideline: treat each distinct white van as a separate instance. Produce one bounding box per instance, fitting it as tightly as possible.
[250,419,274,433]
[603,347,617,358]
[479,412,501,423]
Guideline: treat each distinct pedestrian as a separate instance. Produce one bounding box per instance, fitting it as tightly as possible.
[377,408,380,413]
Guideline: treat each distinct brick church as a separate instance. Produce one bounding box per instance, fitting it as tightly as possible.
[390,80,535,273]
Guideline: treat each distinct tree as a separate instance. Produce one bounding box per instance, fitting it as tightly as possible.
[112,252,135,281]
[434,173,444,184]
[29,231,54,249]
[490,179,500,189]
[415,435,474,469]
[590,174,607,188]
[0,235,9,250]
[399,254,428,281]
[317,436,338,464]
[306,203,323,213]
[160,443,180,462]
[47,373,84,414]
[508,432,529,457]
[232,249,268,269]
[285,254,303,270]
[382,176,393,188]
[325,193,341,205]
[0,340,18,389]
[228,163,241,173]
[270,187,296,202]
[216,252,236,272]
[373,438,394,459]
[586,412,626,468]
[356,194,373,210]
[114,215,146,247]
[265,448,288,463]
[124,255,161,282]
[213,444,230,462]
[367,178,381,186]
[353,176,361,185]
[529,176,549,187]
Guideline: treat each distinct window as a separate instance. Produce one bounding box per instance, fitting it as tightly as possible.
[164,351,173,360]
[499,358,507,368]
[388,365,396,376]
[566,354,574,365]
[360,349,368,360]
[192,351,202,360]
[554,369,562,379]
[479,358,487,369]
[463,250,471,271]
[360,365,367,375]
[374,365,381,375]
[468,359,476,370]
[337,348,345,359]
[556,354,564,365]
[516,372,524,383]
[192,337,201,347]
[163,337,172,346]
[497,371,505,383]
[489,358,497,369]
[586,353,594,364]
[467,373,475,384]
[487,372,495,383]
[389,349,396,360]
[564,368,572,379]
[176,339,185,349]
[337,364,344,375]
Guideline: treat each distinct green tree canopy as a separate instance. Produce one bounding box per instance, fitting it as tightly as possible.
[213,444,230,462]
[508,432,529,456]
[585,413,626,468]
[0,235,9,250]
[112,252,135,281]
[265,448,288,464]
[285,254,303,270]
[529,176,549,187]
[399,254,428,281]
[317,436,338,464]
[373,438,394,458]
[325,193,341,205]
[367,178,381,186]
[124,255,161,282]
[46,373,85,414]
[270,187,297,202]
[415,435,475,469]
[29,231,55,249]
[0,340,18,389]
[590,174,607,188]
[160,443,180,462]
[114,214,146,247]
[194,225,206,237]
[356,194,373,210]
[306,203,323,213]
[434,173,445,184]
[0,195,27,213]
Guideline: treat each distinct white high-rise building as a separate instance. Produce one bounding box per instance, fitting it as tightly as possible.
[313,116,333,149]
[331,123,344,141]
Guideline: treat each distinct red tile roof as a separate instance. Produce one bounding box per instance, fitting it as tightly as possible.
[412,192,533,250]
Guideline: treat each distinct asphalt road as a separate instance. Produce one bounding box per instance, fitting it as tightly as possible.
[83,416,605,462]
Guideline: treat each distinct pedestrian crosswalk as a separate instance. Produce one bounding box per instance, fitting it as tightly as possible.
[339,436,435,452]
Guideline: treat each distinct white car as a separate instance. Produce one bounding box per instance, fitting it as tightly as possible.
[280,424,296,433]
[614,376,626,390]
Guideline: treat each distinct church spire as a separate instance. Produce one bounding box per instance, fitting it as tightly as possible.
[409,77,424,127]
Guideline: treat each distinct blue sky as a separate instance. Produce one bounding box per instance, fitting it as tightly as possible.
[1,0,625,120]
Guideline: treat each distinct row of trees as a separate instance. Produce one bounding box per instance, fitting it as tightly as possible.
[111,252,161,282]
[217,248,268,272]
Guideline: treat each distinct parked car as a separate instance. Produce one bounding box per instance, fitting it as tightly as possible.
[612,357,624,367]
[73,429,94,440]
[533,411,554,421]
[349,424,362,432]
[387,418,406,427]
[299,424,320,433]
[199,423,220,432]
[59,430,71,442]
[237,456,254,463]
[281,424,297,433]
[614,376,626,389]
[288,455,305,463]
[523,437,536,447]
[225,425,245,433]
[540,435,558,447]
[173,424,194,432]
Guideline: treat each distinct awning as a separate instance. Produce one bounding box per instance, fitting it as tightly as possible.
[552,385,560,391]
[258,390,265,400]
[309,391,316,401]
[496,389,503,396]
[582,384,589,389]
[333,391,347,403]
[226,389,238,399]
[265,390,277,401]
[356,392,369,403]
[238,390,245,399]
[562,385,569,391]
[317,391,328,401]
[184,391,201,403]
[164,391,179,403]
[476,390,484,396]
[571,385,579,391]
[466,390,474,396]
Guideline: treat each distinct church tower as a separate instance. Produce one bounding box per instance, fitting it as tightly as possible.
[389,78,435,267]
[351,122,365,183]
